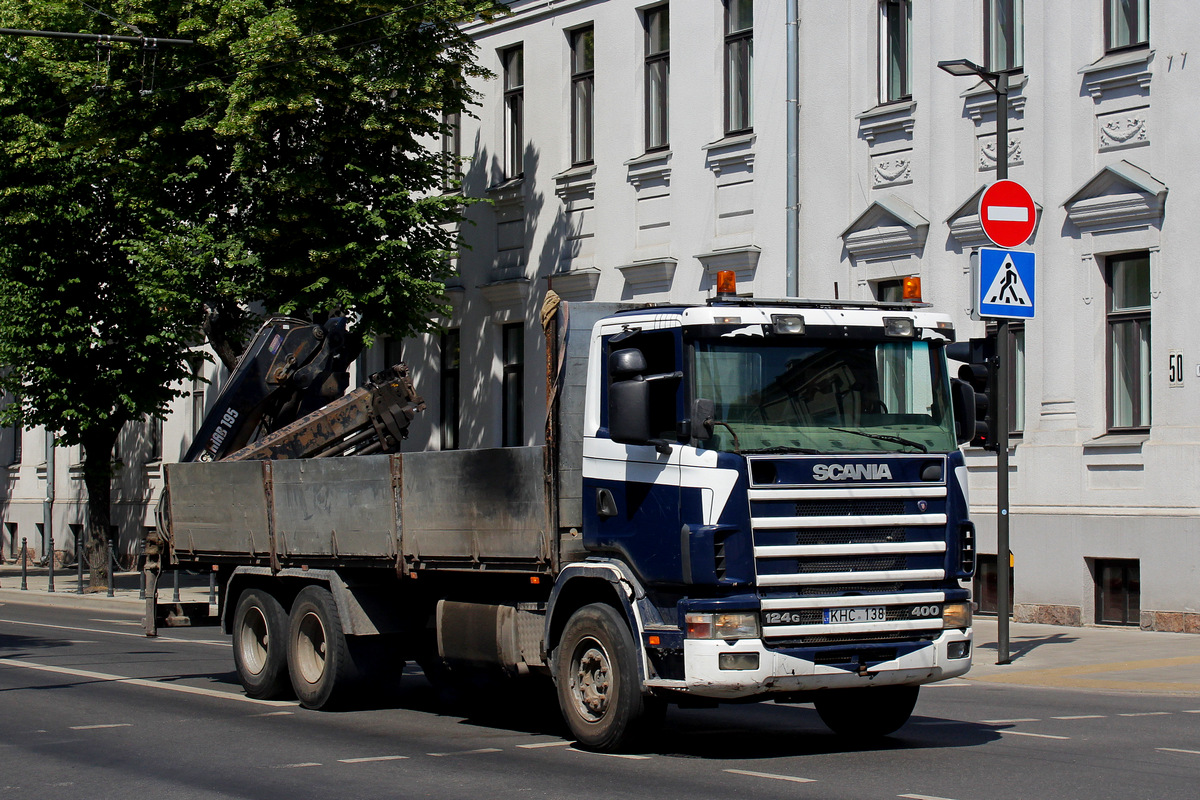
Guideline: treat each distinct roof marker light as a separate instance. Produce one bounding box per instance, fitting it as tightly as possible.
[902,275,923,301]
[716,270,737,296]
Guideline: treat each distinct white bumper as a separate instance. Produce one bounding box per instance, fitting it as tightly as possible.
[675,628,973,699]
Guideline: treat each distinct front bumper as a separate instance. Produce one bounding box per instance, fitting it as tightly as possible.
[673,627,973,699]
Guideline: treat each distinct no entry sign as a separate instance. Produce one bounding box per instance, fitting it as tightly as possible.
[978,180,1036,249]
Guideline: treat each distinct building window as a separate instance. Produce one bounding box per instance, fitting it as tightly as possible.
[502,323,524,447]
[502,45,524,179]
[146,415,162,461]
[973,553,1013,615]
[441,111,461,191]
[5,522,16,561]
[190,377,205,439]
[1007,323,1025,434]
[644,5,669,151]
[880,0,911,103]
[724,0,753,135]
[1094,558,1140,626]
[985,0,1023,72]
[1106,251,1150,431]
[441,330,460,450]
[570,26,595,166]
[873,278,904,302]
[1106,0,1149,52]
[8,421,20,466]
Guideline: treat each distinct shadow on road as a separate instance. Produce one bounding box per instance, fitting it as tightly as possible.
[975,631,1080,662]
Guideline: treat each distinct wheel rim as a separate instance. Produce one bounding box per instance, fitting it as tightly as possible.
[237,605,269,676]
[568,636,612,723]
[295,609,328,685]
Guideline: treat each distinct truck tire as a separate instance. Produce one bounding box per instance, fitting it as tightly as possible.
[814,685,920,739]
[232,588,291,700]
[555,603,664,751]
[287,585,360,709]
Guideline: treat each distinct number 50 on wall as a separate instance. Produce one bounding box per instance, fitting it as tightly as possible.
[1168,350,1185,387]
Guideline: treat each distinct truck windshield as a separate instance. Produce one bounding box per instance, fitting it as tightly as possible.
[692,336,956,454]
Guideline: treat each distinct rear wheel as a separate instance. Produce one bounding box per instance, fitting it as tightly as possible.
[555,603,664,751]
[287,585,360,709]
[814,685,920,739]
[232,588,290,700]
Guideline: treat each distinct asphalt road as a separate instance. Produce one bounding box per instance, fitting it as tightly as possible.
[2,601,1198,800]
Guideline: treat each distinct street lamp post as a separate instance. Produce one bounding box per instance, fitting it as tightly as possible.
[937,58,1012,666]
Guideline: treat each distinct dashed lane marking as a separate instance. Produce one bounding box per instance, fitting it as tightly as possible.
[899,794,960,800]
[0,658,292,707]
[1119,712,1171,717]
[999,731,1070,740]
[273,763,322,769]
[249,711,294,717]
[69,724,131,731]
[1052,715,1106,720]
[569,748,651,760]
[427,748,502,757]
[1157,748,1200,756]
[517,741,572,749]
[724,769,816,783]
[338,756,409,764]
[981,718,1040,724]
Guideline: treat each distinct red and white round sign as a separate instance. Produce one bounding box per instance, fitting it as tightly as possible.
[978,180,1036,249]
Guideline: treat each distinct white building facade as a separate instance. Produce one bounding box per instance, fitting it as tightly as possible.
[5,0,1196,633]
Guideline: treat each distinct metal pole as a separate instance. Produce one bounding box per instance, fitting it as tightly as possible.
[77,536,84,594]
[993,72,1012,665]
[107,539,115,597]
[172,568,180,603]
[47,535,54,593]
[785,0,800,297]
[209,567,216,604]
[20,537,27,590]
[138,540,146,600]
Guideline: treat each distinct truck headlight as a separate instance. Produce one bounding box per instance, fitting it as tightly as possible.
[943,601,971,629]
[685,611,760,640]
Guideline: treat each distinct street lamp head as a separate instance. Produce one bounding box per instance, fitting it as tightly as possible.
[937,58,994,80]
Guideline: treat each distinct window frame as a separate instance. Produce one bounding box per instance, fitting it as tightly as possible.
[985,0,1024,73]
[502,323,524,447]
[570,26,595,167]
[441,329,460,451]
[644,5,669,152]
[1105,251,1151,432]
[879,0,912,104]
[1094,557,1140,626]
[1105,0,1149,53]
[723,0,753,135]
[441,110,461,191]
[502,45,525,180]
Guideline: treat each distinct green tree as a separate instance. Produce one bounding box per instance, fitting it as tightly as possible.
[0,0,504,587]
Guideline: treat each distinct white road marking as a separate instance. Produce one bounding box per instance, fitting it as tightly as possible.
[1158,748,1200,756]
[899,794,959,800]
[1052,715,1106,720]
[249,711,294,717]
[1119,712,1171,717]
[3,619,226,646]
[0,658,291,707]
[924,681,972,688]
[1183,710,1200,714]
[569,747,651,760]
[338,755,409,764]
[428,748,502,757]
[517,741,572,749]
[91,619,144,627]
[69,724,131,731]
[724,769,816,783]
[1000,731,1069,740]
[981,718,1040,724]
[273,763,322,769]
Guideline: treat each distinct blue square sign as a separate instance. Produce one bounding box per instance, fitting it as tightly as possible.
[979,247,1035,319]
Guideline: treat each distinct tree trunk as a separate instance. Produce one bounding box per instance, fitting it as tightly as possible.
[81,427,120,592]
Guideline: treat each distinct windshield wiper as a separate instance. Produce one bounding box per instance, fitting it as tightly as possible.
[741,445,821,455]
[828,427,928,453]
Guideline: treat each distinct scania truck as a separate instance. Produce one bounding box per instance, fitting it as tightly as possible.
[150,282,979,751]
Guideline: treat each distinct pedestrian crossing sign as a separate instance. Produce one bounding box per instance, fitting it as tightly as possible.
[978,247,1035,319]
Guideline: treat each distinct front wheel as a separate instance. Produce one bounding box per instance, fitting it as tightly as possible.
[555,603,664,751]
[232,588,290,700]
[814,685,920,739]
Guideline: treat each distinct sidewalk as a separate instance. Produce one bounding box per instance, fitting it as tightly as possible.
[966,617,1200,696]
[0,563,214,614]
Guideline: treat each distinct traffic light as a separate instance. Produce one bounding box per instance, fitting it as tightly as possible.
[946,337,996,450]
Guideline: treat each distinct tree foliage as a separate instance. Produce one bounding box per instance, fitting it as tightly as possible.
[0,0,505,583]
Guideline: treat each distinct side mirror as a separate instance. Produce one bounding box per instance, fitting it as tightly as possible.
[950,378,977,446]
[691,398,715,442]
[610,377,652,445]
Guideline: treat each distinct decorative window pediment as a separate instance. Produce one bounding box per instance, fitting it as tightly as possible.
[1078,48,1153,101]
[840,195,929,260]
[1063,160,1166,233]
[946,185,1043,249]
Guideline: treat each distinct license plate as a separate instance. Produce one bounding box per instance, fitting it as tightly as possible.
[823,606,886,624]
